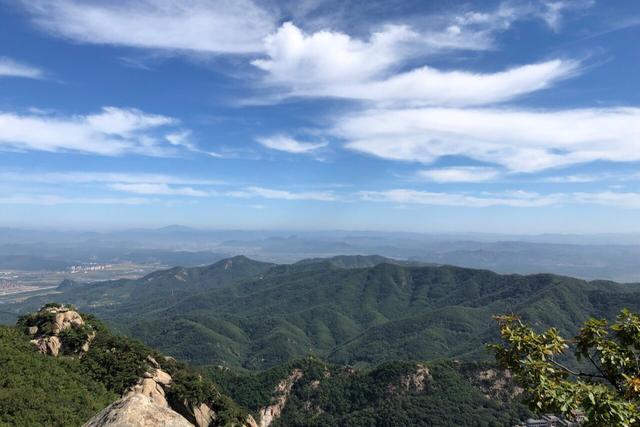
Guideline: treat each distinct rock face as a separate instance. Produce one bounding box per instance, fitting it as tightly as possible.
[52,309,85,334]
[28,304,92,357]
[257,369,303,427]
[399,364,430,392]
[31,335,62,357]
[83,394,193,427]
[125,367,173,407]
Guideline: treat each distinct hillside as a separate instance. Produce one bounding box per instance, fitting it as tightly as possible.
[1,304,535,426]
[4,255,640,371]
[206,358,532,426]
[0,304,252,427]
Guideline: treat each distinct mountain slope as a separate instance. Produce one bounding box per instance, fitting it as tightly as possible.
[206,358,532,426]
[5,256,640,370]
[0,304,252,427]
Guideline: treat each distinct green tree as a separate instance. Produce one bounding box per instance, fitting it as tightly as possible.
[489,309,640,426]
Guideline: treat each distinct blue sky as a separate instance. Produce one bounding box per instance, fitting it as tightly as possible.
[0,0,639,233]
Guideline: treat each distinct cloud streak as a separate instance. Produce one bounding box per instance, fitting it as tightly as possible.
[0,57,44,79]
[0,107,196,156]
[228,186,337,201]
[338,107,640,173]
[359,189,640,209]
[257,135,327,154]
[21,0,275,54]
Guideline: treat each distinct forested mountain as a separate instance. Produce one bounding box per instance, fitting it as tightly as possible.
[4,255,640,371]
[1,305,531,426]
[207,358,532,426]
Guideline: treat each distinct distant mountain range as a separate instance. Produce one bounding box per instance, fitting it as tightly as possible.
[4,255,640,371]
[2,227,640,280]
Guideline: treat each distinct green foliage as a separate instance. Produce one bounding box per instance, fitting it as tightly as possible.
[59,323,93,354]
[80,328,151,394]
[489,310,640,426]
[0,325,116,427]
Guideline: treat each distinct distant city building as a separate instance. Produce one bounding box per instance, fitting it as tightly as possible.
[69,263,111,273]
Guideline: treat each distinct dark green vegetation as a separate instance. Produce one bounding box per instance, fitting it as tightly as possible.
[207,358,532,426]
[0,308,248,427]
[0,325,115,426]
[5,255,640,371]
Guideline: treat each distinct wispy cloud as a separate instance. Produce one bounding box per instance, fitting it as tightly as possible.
[0,57,45,79]
[0,171,224,186]
[108,182,209,197]
[20,0,275,54]
[360,189,560,207]
[166,130,223,157]
[359,189,640,209]
[252,23,579,106]
[0,195,152,205]
[228,186,337,201]
[0,107,198,156]
[416,167,502,183]
[337,107,640,173]
[256,135,327,154]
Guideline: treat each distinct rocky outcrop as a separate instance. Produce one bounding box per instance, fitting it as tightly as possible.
[473,368,523,401]
[83,394,193,427]
[169,398,217,427]
[52,309,85,334]
[126,377,168,407]
[31,335,62,357]
[245,415,258,427]
[399,364,430,392]
[27,304,92,356]
[257,369,303,427]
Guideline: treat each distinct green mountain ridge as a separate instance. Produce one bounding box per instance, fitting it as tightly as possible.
[4,255,640,371]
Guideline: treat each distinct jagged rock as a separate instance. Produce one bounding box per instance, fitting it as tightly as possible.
[52,310,84,334]
[126,378,167,407]
[170,399,217,427]
[83,393,192,427]
[192,403,216,427]
[146,355,161,369]
[258,369,303,427]
[31,336,62,357]
[245,415,258,427]
[399,364,430,392]
[152,369,173,386]
[27,326,38,335]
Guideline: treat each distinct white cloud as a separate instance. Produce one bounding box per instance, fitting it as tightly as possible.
[0,107,189,156]
[21,0,275,54]
[359,189,640,209]
[253,22,415,86]
[0,195,151,205]
[0,171,223,186]
[228,186,336,201]
[417,167,501,183]
[0,57,44,79]
[338,107,640,173]
[256,135,327,153]
[108,182,208,196]
[166,130,223,157]
[252,23,578,106]
[360,189,560,207]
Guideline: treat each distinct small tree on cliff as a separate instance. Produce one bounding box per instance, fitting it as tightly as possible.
[488,309,640,427]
